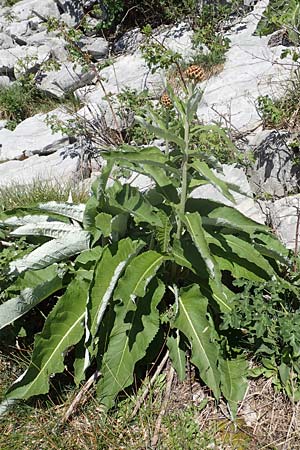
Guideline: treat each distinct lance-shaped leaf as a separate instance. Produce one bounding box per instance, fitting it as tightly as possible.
[9,231,90,275]
[174,284,221,398]
[109,183,163,227]
[38,202,85,222]
[3,276,89,401]
[180,212,221,283]
[97,253,166,409]
[135,116,185,149]
[88,238,144,345]
[207,233,275,281]
[167,331,186,381]
[223,234,275,279]
[105,146,167,165]
[171,238,231,312]
[2,215,56,227]
[186,200,267,234]
[220,357,248,418]
[186,88,203,124]
[191,160,235,203]
[0,265,64,330]
[11,221,80,239]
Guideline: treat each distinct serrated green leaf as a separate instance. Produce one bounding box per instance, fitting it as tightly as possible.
[174,284,220,398]
[11,221,80,239]
[4,276,89,401]
[109,183,163,227]
[88,238,144,343]
[9,231,90,275]
[180,212,221,283]
[38,202,85,222]
[0,265,64,330]
[220,357,248,418]
[97,278,165,409]
[191,161,234,203]
[135,116,185,149]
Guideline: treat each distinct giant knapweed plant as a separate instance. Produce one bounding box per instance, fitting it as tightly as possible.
[0,81,290,417]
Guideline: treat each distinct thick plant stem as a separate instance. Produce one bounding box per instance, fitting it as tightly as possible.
[176,118,189,239]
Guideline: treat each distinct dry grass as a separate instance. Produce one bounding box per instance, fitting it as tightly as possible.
[1,351,300,450]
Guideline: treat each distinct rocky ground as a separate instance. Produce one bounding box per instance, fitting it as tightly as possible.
[0,0,299,249]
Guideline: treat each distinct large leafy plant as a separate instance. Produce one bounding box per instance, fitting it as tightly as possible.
[0,84,290,417]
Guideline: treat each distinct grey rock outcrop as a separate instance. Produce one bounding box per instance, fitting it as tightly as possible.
[249,130,300,198]
[0,149,80,187]
[0,110,70,161]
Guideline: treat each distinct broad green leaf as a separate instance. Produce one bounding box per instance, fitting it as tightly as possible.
[207,233,275,281]
[171,239,231,312]
[135,116,185,149]
[104,145,167,165]
[97,278,165,409]
[38,202,85,222]
[254,232,289,264]
[11,221,80,239]
[155,211,172,253]
[174,284,220,398]
[9,231,90,275]
[95,213,112,237]
[180,212,221,283]
[2,215,55,227]
[83,195,99,230]
[186,200,267,234]
[224,234,275,277]
[4,276,89,401]
[186,89,203,124]
[220,357,248,418]
[167,331,186,381]
[0,265,64,330]
[191,160,234,203]
[108,183,163,227]
[88,238,144,343]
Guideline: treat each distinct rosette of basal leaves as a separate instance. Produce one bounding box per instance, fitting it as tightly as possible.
[1,84,290,418]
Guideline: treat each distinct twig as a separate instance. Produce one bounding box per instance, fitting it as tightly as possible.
[151,363,175,449]
[61,370,100,424]
[131,351,169,419]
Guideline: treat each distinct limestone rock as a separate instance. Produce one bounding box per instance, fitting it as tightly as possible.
[0,149,80,187]
[191,164,265,224]
[249,130,300,197]
[0,32,14,49]
[268,194,300,249]
[197,0,293,132]
[0,110,70,161]
[76,53,163,105]
[81,37,109,60]
[11,0,60,21]
[38,62,95,98]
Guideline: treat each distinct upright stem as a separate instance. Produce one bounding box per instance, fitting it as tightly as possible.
[176,118,189,239]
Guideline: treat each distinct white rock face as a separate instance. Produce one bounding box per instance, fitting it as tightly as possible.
[269,195,300,249]
[10,0,60,21]
[38,62,95,98]
[191,164,265,224]
[76,53,163,105]
[81,37,109,59]
[197,0,293,131]
[0,150,80,187]
[249,130,299,197]
[0,111,70,161]
[0,45,51,76]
